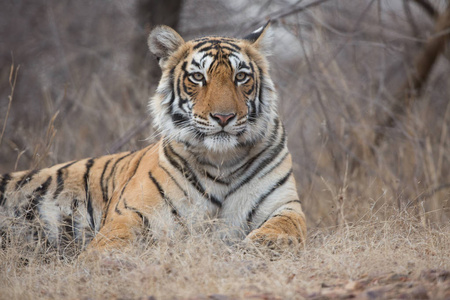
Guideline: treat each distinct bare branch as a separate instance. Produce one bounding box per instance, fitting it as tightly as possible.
[411,0,438,19]
[236,0,332,36]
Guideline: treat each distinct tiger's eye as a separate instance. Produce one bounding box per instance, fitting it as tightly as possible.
[192,72,204,81]
[235,72,247,82]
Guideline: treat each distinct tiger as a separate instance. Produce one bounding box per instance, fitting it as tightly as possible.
[0,22,307,254]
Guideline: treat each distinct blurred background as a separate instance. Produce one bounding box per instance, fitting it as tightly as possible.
[1,0,449,229]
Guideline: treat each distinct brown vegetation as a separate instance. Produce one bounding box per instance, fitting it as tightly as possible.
[1,212,449,299]
[1,0,449,298]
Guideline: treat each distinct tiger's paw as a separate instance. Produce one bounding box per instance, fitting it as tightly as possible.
[244,228,302,252]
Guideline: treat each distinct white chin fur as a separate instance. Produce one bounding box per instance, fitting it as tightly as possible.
[203,135,239,153]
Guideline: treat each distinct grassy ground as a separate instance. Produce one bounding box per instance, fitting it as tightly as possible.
[1,211,449,299]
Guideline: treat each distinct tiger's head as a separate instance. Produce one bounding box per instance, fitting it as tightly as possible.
[148,23,277,152]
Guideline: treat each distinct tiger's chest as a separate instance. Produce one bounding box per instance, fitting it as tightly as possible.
[151,138,293,239]
[158,157,272,238]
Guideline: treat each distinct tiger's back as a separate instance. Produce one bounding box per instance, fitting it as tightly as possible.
[0,23,307,254]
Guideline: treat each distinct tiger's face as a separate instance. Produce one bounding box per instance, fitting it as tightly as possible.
[149,24,277,152]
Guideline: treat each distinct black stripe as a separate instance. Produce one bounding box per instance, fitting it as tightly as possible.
[180,139,195,149]
[181,61,187,72]
[123,198,151,229]
[148,171,181,218]
[200,52,211,62]
[231,118,280,177]
[225,126,285,199]
[193,37,209,42]
[72,198,79,210]
[114,201,122,215]
[191,59,201,68]
[169,143,222,206]
[53,160,78,200]
[283,199,302,206]
[239,61,250,70]
[183,78,193,96]
[176,70,182,99]
[230,146,266,177]
[83,158,96,231]
[164,143,222,207]
[167,67,176,116]
[218,45,239,53]
[192,154,220,168]
[100,153,135,225]
[223,56,234,70]
[205,172,230,185]
[193,40,211,50]
[229,53,242,62]
[248,100,257,123]
[245,81,255,96]
[0,174,12,206]
[169,66,176,81]
[159,164,188,197]
[172,113,190,127]
[108,151,135,192]
[222,41,241,51]
[25,176,52,220]
[167,91,175,116]
[282,207,296,212]
[16,170,39,190]
[111,147,152,219]
[259,152,289,179]
[198,45,215,53]
[256,200,302,229]
[267,214,299,232]
[257,66,264,105]
[100,159,113,203]
[246,169,293,227]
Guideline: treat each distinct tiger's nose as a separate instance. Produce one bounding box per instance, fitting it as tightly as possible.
[210,113,236,127]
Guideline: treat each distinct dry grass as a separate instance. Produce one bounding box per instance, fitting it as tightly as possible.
[1,210,449,299]
[1,1,450,299]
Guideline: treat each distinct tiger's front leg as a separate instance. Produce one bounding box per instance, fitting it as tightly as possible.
[86,214,140,252]
[246,200,307,249]
[84,150,180,254]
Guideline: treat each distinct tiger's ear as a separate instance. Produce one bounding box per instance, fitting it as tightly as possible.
[244,21,273,56]
[148,25,185,67]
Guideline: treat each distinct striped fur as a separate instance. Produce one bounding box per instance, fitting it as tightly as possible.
[0,23,306,253]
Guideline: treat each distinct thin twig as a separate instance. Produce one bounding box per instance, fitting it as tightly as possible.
[1,62,19,148]
[271,0,331,22]
[403,0,420,38]
[108,117,152,153]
